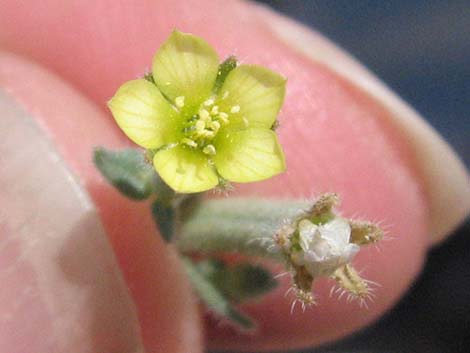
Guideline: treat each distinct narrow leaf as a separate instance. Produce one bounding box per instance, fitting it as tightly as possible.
[197,259,278,303]
[216,263,278,303]
[182,257,255,330]
[93,147,154,200]
[213,56,238,93]
[151,200,175,242]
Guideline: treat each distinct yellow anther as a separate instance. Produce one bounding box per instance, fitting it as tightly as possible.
[221,91,229,100]
[219,116,229,125]
[204,98,215,106]
[199,109,210,121]
[218,112,229,124]
[175,96,185,108]
[230,105,240,114]
[203,130,215,138]
[211,105,219,115]
[202,144,216,155]
[181,138,197,148]
[195,120,206,132]
[210,121,221,131]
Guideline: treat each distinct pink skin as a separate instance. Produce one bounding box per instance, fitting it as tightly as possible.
[0,0,466,352]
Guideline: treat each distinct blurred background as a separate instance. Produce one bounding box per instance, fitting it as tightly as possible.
[254,1,470,352]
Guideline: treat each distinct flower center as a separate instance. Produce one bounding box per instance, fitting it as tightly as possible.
[176,96,245,156]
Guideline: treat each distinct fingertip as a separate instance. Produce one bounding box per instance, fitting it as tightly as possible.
[0,51,203,353]
[254,3,470,244]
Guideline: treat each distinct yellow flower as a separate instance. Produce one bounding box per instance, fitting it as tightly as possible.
[108,31,286,193]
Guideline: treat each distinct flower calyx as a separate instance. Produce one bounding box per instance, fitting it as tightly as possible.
[274,193,384,309]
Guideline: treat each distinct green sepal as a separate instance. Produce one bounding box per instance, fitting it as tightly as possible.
[143,71,155,84]
[182,257,255,330]
[213,56,238,93]
[271,120,280,131]
[93,147,155,200]
[197,259,277,303]
[311,212,335,225]
[151,200,175,242]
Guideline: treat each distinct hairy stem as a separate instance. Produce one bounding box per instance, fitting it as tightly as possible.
[177,198,310,260]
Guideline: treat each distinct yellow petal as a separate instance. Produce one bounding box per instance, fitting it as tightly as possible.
[217,65,286,129]
[153,145,219,193]
[152,31,219,113]
[213,128,286,183]
[108,79,181,149]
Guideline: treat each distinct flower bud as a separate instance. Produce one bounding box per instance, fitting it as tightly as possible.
[275,194,383,307]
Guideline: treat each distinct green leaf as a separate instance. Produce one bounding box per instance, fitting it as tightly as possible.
[218,263,277,303]
[197,259,278,303]
[93,147,155,200]
[182,257,255,330]
[213,56,237,93]
[151,200,175,242]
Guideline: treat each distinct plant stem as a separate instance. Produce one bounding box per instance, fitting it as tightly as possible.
[177,198,309,260]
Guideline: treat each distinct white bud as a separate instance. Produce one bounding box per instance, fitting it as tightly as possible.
[292,218,359,278]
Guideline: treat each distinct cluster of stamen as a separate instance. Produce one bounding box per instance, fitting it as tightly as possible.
[175,93,245,156]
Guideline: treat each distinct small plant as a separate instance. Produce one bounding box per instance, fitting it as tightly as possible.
[94,30,384,330]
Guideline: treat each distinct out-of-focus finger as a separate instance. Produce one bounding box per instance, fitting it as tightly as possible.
[0,52,203,353]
